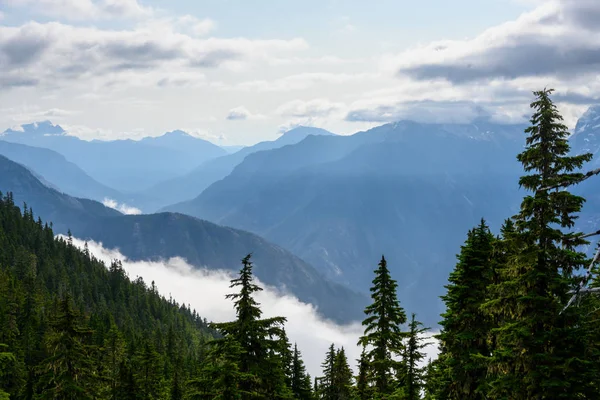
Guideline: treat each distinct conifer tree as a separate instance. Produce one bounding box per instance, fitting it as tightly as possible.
[0,344,16,400]
[331,347,353,400]
[103,323,126,400]
[135,341,167,400]
[316,344,336,400]
[358,255,407,396]
[36,293,97,400]
[485,88,593,399]
[210,254,289,398]
[291,343,313,400]
[436,220,495,399]
[400,314,430,400]
[354,347,372,400]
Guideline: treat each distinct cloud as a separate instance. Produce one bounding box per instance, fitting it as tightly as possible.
[231,72,377,92]
[0,21,309,90]
[394,0,600,83]
[67,237,440,377]
[102,198,142,214]
[3,0,153,20]
[226,106,266,121]
[277,99,345,118]
[102,198,142,215]
[175,15,217,37]
[226,106,252,121]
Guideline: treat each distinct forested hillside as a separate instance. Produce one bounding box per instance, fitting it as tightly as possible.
[0,192,215,398]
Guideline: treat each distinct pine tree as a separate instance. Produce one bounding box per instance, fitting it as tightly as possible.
[436,220,495,399]
[400,314,430,400]
[291,343,313,400]
[354,347,372,400]
[210,254,289,398]
[36,293,97,400]
[103,323,126,400]
[358,255,407,396]
[485,88,593,399]
[316,344,336,400]
[422,358,446,400]
[331,347,353,400]
[0,344,16,400]
[135,341,166,400]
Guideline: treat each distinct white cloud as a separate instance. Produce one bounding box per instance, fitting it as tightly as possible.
[231,72,377,92]
[0,21,309,90]
[277,98,345,118]
[102,198,142,214]
[4,0,153,20]
[392,0,600,84]
[68,237,441,377]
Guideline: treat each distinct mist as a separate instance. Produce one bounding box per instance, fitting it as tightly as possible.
[102,198,142,215]
[69,236,440,377]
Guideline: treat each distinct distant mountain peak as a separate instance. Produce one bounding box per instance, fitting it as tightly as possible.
[281,126,335,136]
[162,129,192,138]
[575,105,600,134]
[572,105,600,157]
[2,120,66,137]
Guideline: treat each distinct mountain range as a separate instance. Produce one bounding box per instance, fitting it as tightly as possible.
[165,119,532,322]
[0,154,366,323]
[0,122,227,194]
[1,107,599,326]
[139,126,336,211]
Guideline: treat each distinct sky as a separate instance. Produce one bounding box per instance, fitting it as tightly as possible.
[0,0,599,145]
[69,236,440,378]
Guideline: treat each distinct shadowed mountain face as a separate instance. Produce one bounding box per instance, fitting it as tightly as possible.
[0,140,127,204]
[166,120,532,324]
[1,122,227,194]
[0,154,367,323]
[142,126,337,212]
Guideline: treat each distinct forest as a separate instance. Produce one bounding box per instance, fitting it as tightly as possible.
[1,88,600,399]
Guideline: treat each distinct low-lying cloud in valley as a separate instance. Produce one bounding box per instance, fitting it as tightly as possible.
[68,236,440,377]
[102,197,142,215]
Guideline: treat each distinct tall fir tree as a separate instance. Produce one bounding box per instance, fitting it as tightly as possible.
[354,347,372,400]
[485,88,593,399]
[436,220,495,399]
[36,293,97,400]
[316,344,336,400]
[331,348,353,400]
[358,255,407,396]
[210,254,289,399]
[135,341,166,400]
[291,343,313,400]
[399,313,430,400]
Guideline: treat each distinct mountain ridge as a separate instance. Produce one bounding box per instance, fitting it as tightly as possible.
[0,153,366,323]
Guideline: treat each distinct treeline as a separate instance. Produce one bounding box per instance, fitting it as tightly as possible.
[2,88,600,399]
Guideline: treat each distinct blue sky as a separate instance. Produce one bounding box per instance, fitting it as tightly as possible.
[0,0,599,145]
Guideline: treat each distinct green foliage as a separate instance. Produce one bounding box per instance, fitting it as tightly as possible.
[36,293,97,399]
[484,88,594,399]
[400,314,430,400]
[436,220,495,399]
[0,192,215,399]
[290,344,313,400]
[358,255,407,395]
[208,254,291,399]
